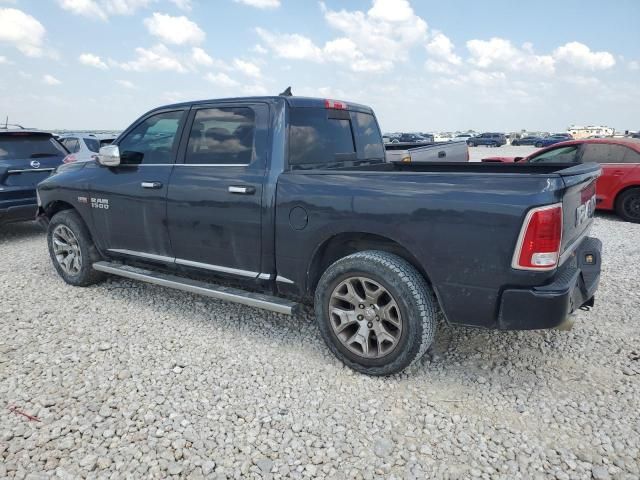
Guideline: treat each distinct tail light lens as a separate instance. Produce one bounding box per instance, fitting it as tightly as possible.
[63,154,77,164]
[512,203,563,270]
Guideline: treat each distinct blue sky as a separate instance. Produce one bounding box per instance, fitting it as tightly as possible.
[0,0,638,132]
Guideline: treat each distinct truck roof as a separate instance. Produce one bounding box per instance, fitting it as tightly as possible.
[160,95,375,114]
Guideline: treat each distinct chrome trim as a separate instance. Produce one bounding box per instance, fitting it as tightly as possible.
[276,275,295,284]
[511,203,563,271]
[175,258,258,278]
[108,164,249,167]
[257,273,273,280]
[559,224,591,265]
[8,168,56,174]
[108,249,175,263]
[92,262,298,315]
[228,186,248,194]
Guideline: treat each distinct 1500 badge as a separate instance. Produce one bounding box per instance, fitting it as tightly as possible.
[91,198,110,210]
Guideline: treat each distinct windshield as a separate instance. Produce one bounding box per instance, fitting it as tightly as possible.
[0,134,67,160]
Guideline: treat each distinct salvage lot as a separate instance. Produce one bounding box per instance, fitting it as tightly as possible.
[1,217,639,479]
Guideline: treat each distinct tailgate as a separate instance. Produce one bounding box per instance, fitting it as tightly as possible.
[558,163,601,260]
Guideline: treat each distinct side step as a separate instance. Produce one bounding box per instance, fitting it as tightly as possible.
[93,261,300,316]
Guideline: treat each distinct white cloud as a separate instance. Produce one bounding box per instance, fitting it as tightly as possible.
[466,37,555,75]
[232,59,261,78]
[0,8,46,57]
[256,28,324,62]
[257,1,426,73]
[205,72,238,87]
[79,52,108,69]
[252,44,267,54]
[57,0,106,20]
[144,12,205,45]
[0,55,7,64]
[120,44,186,73]
[553,42,615,70]
[58,0,151,19]
[191,47,214,67]
[43,74,61,85]
[116,79,136,89]
[234,0,280,8]
[241,84,268,95]
[629,60,640,71]
[426,32,461,65]
[425,59,456,75]
[169,0,192,11]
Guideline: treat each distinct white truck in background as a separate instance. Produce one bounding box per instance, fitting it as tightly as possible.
[385,140,469,163]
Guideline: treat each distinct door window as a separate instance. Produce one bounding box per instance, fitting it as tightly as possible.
[185,107,256,165]
[623,147,640,164]
[528,145,580,163]
[581,144,633,164]
[118,110,184,165]
[351,112,384,161]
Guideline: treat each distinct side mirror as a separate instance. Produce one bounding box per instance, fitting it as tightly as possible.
[98,145,120,167]
[514,156,524,163]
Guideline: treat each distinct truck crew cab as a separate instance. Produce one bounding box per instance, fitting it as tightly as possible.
[37,95,602,375]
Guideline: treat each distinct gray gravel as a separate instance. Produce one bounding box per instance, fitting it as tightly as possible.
[1,215,639,479]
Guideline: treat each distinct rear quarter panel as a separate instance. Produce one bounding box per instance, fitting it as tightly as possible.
[275,170,567,328]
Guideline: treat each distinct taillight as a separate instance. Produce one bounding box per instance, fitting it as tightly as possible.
[512,203,563,270]
[63,154,77,164]
[324,99,346,110]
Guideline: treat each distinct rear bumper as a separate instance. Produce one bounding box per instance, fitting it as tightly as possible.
[0,203,37,225]
[498,236,602,330]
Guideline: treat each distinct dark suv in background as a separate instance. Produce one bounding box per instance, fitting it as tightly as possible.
[0,128,68,225]
[467,133,507,147]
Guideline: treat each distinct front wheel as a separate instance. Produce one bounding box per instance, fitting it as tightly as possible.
[467,141,475,147]
[47,210,106,286]
[615,188,640,223]
[315,251,437,376]
[535,142,543,148]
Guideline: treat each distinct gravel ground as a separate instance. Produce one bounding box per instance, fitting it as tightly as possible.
[1,216,639,480]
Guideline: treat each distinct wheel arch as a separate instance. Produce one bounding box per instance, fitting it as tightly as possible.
[306,232,433,297]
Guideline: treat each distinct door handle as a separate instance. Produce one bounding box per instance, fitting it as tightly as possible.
[438,151,446,158]
[141,181,163,189]
[228,185,256,195]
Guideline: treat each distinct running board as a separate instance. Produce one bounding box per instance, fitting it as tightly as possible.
[93,261,299,315]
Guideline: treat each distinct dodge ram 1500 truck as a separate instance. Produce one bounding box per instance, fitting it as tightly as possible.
[36,95,602,375]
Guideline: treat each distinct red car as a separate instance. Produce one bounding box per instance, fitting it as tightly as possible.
[483,138,640,223]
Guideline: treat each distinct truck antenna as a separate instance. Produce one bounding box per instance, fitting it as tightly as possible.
[279,86,292,97]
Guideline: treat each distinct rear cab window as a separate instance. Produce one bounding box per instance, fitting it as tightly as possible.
[0,133,67,160]
[288,107,384,169]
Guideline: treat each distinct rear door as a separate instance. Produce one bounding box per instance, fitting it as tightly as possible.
[579,143,634,206]
[166,103,269,278]
[90,108,187,260]
[0,132,67,208]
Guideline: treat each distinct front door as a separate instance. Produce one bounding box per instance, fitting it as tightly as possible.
[580,143,634,205]
[166,103,268,278]
[90,109,187,261]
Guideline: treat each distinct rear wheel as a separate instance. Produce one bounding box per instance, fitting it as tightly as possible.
[468,141,475,147]
[535,142,543,148]
[615,188,640,223]
[315,251,437,376]
[47,210,105,286]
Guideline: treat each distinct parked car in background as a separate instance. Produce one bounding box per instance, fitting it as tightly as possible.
[453,133,474,142]
[36,94,602,375]
[58,133,117,163]
[530,135,573,148]
[482,138,640,223]
[511,136,543,146]
[391,133,431,143]
[385,140,468,163]
[0,128,68,225]
[467,133,506,147]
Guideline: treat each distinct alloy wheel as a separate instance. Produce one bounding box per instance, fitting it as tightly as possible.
[52,225,82,275]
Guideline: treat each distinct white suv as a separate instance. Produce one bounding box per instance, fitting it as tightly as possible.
[57,133,117,163]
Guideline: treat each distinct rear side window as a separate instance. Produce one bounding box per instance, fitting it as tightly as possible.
[61,138,80,153]
[623,147,640,164]
[0,134,67,160]
[351,112,384,160]
[289,108,355,166]
[186,107,255,165]
[84,138,100,153]
[581,144,628,164]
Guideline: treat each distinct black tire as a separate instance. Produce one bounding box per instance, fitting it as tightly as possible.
[314,250,437,376]
[47,209,106,286]
[468,141,475,147]
[512,141,519,146]
[535,142,543,148]
[615,188,640,223]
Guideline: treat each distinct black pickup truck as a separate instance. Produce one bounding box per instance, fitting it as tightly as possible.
[36,95,602,375]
